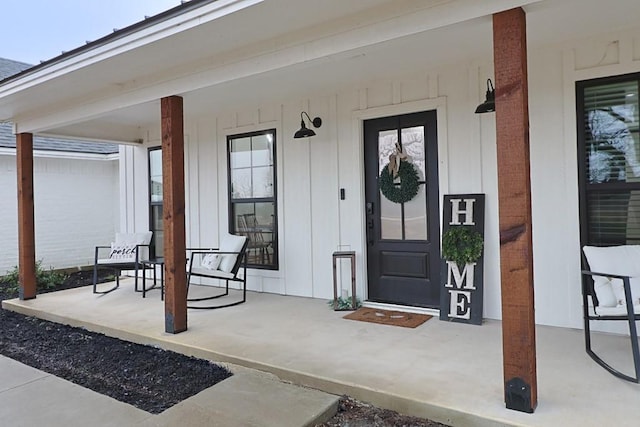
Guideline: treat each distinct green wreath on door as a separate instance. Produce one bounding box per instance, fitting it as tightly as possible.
[379,159,420,204]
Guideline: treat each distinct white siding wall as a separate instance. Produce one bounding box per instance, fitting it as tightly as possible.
[121,27,640,330]
[0,153,119,275]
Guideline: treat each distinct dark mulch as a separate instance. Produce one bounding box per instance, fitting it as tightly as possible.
[0,271,451,425]
[318,396,451,427]
[0,271,232,414]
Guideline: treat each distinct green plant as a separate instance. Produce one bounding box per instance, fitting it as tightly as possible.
[442,226,484,266]
[328,296,362,310]
[1,261,68,292]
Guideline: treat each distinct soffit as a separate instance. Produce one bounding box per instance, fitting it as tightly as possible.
[6,0,629,142]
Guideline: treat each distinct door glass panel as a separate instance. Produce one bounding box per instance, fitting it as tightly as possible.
[402,126,426,180]
[380,192,402,240]
[404,184,427,240]
[378,129,398,174]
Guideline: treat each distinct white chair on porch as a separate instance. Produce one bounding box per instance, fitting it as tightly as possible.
[92,232,153,294]
[186,234,248,309]
[582,245,640,382]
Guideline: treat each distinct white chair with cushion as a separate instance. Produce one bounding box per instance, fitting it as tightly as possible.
[187,234,248,309]
[582,245,640,382]
[92,232,153,294]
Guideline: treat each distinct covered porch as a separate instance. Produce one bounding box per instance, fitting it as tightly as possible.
[3,281,640,426]
[4,0,640,418]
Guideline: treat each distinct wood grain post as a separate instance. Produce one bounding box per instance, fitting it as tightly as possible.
[493,8,537,413]
[16,133,37,300]
[161,96,187,334]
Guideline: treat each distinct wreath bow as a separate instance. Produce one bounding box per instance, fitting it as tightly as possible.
[388,143,408,178]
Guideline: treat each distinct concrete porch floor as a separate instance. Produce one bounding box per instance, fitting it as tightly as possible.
[3,280,640,427]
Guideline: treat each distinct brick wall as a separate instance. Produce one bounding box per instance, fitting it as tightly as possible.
[0,154,119,275]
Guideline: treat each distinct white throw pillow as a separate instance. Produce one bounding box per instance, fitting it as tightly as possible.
[109,243,137,261]
[593,279,618,308]
[583,245,640,307]
[218,234,248,273]
[114,232,153,260]
[201,254,221,271]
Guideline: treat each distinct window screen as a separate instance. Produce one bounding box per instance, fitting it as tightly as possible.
[577,75,640,245]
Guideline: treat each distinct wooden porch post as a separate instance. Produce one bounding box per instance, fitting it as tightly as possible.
[16,132,37,300]
[161,96,187,334]
[493,8,537,413]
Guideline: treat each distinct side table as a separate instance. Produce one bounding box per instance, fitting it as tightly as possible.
[141,258,164,300]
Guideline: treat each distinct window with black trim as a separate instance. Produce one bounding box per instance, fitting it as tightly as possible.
[577,73,640,246]
[148,147,163,258]
[227,129,278,269]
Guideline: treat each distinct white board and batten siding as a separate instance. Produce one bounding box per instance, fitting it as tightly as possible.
[119,27,640,331]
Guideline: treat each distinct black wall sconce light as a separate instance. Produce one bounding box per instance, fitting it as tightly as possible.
[475,79,495,114]
[294,111,322,138]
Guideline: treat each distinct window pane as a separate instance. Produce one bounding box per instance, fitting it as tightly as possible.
[252,133,273,167]
[587,190,640,245]
[149,149,163,202]
[231,168,252,199]
[402,126,425,180]
[584,82,640,184]
[252,166,274,198]
[232,202,275,267]
[151,205,163,230]
[149,148,163,258]
[404,184,427,240]
[154,231,164,258]
[230,137,251,169]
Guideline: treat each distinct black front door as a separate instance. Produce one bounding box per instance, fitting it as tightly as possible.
[364,111,440,308]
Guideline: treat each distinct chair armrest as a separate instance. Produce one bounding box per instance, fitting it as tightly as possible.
[581,270,631,281]
[582,269,635,311]
[94,245,112,262]
[190,250,242,256]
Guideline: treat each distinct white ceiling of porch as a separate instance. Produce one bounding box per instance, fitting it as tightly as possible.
[5,0,640,143]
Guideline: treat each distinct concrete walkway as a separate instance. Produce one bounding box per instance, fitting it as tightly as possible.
[0,355,338,427]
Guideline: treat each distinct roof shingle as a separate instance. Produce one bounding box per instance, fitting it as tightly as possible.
[0,57,119,155]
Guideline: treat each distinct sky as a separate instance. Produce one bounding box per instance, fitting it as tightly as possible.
[1,0,184,65]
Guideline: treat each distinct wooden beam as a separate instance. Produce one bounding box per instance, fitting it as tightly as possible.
[161,96,187,334]
[16,133,36,300]
[493,7,537,413]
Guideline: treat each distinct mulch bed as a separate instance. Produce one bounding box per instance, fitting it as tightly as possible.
[0,271,232,414]
[0,270,450,425]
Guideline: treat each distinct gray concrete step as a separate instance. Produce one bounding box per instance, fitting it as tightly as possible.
[0,356,339,427]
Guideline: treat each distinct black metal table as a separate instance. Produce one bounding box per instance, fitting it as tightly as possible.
[141,258,164,299]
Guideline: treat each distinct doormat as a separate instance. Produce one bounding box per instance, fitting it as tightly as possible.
[343,308,432,328]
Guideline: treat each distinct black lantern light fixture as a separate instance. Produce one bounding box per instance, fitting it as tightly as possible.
[475,78,495,114]
[294,111,322,138]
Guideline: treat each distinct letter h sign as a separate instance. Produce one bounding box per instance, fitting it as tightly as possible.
[439,194,485,325]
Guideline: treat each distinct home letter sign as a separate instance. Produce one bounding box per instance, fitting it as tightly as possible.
[440,194,485,325]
